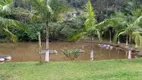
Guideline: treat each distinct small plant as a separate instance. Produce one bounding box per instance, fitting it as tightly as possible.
[61,48,80,60]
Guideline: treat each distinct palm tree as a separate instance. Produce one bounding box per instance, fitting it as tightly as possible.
[116,13,142,47]
[84,0,98,61]
[96,11,142,59]
[90,16,123,43]
[71,0,103,60]
[100,11,142,47]
[24,0,67,62]
[71,0,102,41]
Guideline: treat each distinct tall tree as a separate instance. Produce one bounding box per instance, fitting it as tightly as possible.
[71,0,103,60]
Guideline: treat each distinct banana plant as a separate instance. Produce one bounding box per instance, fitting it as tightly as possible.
[84,0,98,61]
[102,11,142,47]
[89,17,123,43]
[71,0,102,41]
[70,0,103,60]
[117,15,142,47]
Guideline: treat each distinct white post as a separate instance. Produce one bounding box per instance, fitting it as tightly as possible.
[45,23,49,62]
[90,50,94,61]
[128,49,132,59]
[90,37,94,61]
[45,50,49,62]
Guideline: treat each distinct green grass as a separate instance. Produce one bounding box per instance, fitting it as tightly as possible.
[0,58,142,80]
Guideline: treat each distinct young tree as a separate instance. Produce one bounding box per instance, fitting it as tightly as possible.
[71,0,102,60]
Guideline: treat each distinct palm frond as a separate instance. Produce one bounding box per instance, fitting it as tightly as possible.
[0,0,13,14]
[0,17,29,32]
[96,30,102,41]
[69,29,87,40]
[118,30,126,37]
[46,0,53,14]
[134,15,142,25]
[86,0,94,18]
[85,0,97,26]
[133,32,142,46]
[113,32,120,43]
[0,0,12,6]
[3,27,17,42]
[0,17,29,42]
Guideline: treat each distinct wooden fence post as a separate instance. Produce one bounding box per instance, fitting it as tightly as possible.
[37,32,42,63]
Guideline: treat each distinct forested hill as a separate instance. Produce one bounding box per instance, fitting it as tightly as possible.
[67,0,142,21]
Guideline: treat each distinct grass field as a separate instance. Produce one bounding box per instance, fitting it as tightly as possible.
[0,58,142,80]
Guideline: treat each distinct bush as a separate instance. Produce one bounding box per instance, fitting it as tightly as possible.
[61,48,80,60]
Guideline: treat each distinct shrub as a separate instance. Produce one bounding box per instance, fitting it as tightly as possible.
[61,48,80,60]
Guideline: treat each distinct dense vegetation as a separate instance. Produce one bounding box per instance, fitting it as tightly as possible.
[0,0,142,45]
[0,58,142,80]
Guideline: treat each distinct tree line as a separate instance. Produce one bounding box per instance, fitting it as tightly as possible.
[0,0,142,46]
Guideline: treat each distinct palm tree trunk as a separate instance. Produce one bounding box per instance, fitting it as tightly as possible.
[128,49,132,59]
[129,36,131,46]
[135,44,138,49]
[90,37,94,61]
[45,23,49,62]
[38,32,42,63]
[117,37,120,44]
[109,30,112,43]
[126,35,128,46]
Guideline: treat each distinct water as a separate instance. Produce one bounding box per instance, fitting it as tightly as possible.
[0,41,127,62]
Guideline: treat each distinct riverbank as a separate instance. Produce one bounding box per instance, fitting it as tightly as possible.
[0,58,142,80]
